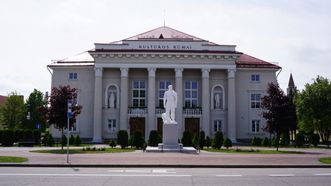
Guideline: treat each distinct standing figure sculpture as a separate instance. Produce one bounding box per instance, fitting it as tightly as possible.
[162,85,177,124]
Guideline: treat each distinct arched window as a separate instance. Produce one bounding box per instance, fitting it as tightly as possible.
[105,84,119,109]
[211,85,224,109]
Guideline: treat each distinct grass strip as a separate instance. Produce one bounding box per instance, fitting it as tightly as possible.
[0,156,28,163]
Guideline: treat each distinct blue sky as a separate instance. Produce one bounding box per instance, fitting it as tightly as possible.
[0,0,330,98]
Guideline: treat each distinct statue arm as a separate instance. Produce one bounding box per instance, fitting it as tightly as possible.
[174,92,177,108]
[163,92,167,108]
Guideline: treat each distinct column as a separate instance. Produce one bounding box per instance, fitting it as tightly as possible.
[92,67,103,143]
[147,68,156,139]
[120,68,129,132]
[175,68,183,136]
[227,69,237,142]
[201,68,210,135]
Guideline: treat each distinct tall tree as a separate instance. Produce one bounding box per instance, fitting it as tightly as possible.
[43,85,82,149]
[261,83,297,151]
[0,92,25,129]
[296,76,331,146]
[24,89,48,131]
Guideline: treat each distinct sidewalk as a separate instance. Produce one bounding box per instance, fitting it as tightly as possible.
[1,146,331,167]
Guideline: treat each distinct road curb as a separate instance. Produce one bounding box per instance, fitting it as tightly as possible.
[1,164,331,168]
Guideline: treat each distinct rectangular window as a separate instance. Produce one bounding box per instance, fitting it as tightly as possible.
[159,80,171,108]
[69,72,78,80]
[251,120,260,133]
[251,74,260,82]
[108,119,117,133]
[251,93,261,108]
[184,80,198,108]
[132,80,146,107]
[214,120,222,133]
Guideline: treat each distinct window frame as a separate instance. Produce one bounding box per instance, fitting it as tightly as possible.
[251,120,261,133]
[250,93,261,109]
[132,80,146,108]
[184,80,199,108]
[108,119,117,133]
[251,74,260,82]
[69,72,78,80]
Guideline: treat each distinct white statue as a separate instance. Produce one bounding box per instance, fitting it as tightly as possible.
[109,92,115,108]
[215,93,220,108]
[162,85,177,124]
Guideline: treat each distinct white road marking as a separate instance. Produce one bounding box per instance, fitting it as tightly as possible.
[216,174,242,177]
[313,173,331,176]
[269,174,295,177]
[125,169,151,173]
[152,169,176,174]
[107,170,124,173]
[0,173,191,177]
[107,169,176,174]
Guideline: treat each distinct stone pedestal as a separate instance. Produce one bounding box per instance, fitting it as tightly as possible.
[159,123,181,150]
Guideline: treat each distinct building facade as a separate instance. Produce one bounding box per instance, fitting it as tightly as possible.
[48,26,281,142]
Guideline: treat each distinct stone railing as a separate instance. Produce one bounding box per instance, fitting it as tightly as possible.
[128,107,147,117]
[183,108,202,116]
[156,108,165,115]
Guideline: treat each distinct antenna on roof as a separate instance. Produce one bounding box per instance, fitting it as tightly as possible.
[163,9,166,27]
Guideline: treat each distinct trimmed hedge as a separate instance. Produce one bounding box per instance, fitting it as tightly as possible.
[223,138,232,149]
[2,130,15,146]
[117,130,129,149]
[262,137,271,146]
[205,136,211,148]
[148,130,161,147]
[109,140,116,148]
[198,131,205,150]
[74,135,81,146]
[69,135,75,145]
[181,130,193,147]
[251,137,262,146]
[295,132,305,147]
[131,131,145,149]
[310,133,320,147]
[213,131,223,149]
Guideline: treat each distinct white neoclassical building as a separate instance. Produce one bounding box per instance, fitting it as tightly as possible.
[48,26,281,143]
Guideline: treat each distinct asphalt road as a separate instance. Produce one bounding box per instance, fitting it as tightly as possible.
[0,167,331,186]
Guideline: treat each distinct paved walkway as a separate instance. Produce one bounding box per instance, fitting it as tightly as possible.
[0,146,331,166]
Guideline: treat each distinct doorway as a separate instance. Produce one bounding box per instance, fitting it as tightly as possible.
[185,118,200,137]
[129,117,145,137]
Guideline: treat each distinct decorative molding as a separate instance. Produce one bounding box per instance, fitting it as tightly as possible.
[175,68,183,77]
[94,67,103,77]
[148,67,156,77]
[201,68,210,78]
[120,68,129,77]
[227,69,236,78]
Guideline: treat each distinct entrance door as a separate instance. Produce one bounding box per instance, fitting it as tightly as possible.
[129,117,145,137]
[185,118,200,137]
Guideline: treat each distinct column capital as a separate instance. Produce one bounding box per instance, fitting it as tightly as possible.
[94,67,103,77]
[201,68,210,78]
[227,69,236,78]
[148,67,156,77]
[175,68,183,77]
[120,68,129,77]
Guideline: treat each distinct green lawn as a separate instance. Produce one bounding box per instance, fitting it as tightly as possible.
[319,157,331,164]
[0,156,28,163]
[30,147,135,154]
[204,148,304,154]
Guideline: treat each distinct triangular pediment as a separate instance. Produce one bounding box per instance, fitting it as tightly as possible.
[124,26,205,41]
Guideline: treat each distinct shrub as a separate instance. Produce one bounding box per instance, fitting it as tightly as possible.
[33,130,41,145]
[69,135,75,145]
[309,133,320,147]
[262,137,270,146]
[279,133,290,146]
[295,132,305,147]
[148,130,161,147]
[251,137,262,146]
[61,134,67,146]
[47,134,55,146]
[271,137,279,147]
[213,131,223,149]
[14,129,24,143]
[109,140,116,148]
[117,130,129,149]
[2,130,15,146]
[23,129,34,140]
[223,138,232,149]
[192,135,199,148]
[205,136,211,148]
[74,135,81,146]
[198,131,205,150]
[181,130,192,147]
[132,131,145,149]
[0,130,2,144]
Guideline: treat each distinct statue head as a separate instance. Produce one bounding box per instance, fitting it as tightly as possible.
[168,85,173,90]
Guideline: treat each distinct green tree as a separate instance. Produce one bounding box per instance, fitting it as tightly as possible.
[117,130,129,149]
[148,130,161,147]
[296,76,331,146]
[198,130,205,150]
[223,138,232,149]
[261,83,297,151]
[181,130,193,147]
[25,89,47,131]
[0,92,25,129]
[42,85,82,150]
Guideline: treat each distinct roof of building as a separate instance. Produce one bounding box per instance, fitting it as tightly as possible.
[0,95,8,106]
[49,26,281,70]
[288,73,295,87]
[236,54,281,69]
